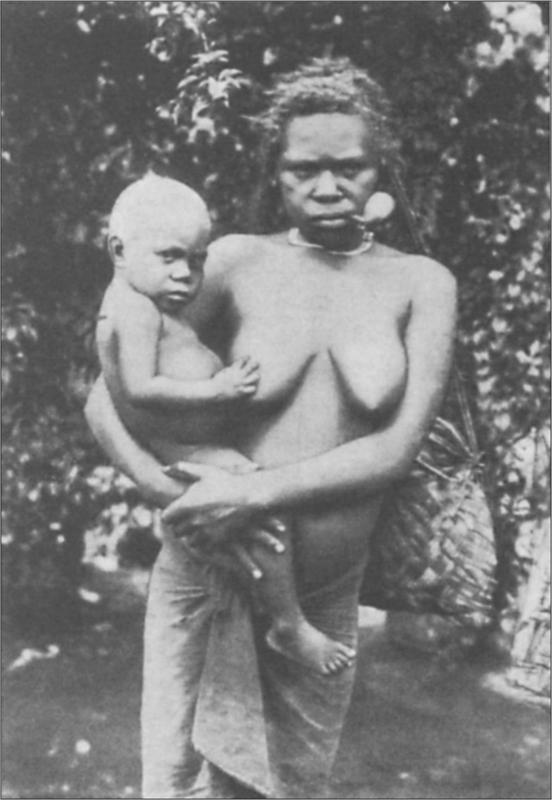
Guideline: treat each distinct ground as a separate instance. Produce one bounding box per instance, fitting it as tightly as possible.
[2,567,550,799]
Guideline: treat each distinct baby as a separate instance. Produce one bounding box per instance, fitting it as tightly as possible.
[96,174,355,675]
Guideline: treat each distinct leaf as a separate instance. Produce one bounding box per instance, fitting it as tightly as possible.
[207,76,228,101]
[7,644,60,671]
[192,49,229,67]
[177,74,201,92]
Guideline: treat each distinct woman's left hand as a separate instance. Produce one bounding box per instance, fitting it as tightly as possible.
[161,461,258,536]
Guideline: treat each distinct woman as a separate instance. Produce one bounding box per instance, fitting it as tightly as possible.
[85,58,456,799]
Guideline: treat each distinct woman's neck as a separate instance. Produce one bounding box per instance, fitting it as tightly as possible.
[288,227,374,257]
[295,218,367,251]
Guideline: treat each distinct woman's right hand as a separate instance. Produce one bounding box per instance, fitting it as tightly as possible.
[178,514,287,580]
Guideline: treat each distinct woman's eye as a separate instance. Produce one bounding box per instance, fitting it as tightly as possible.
[159,251,175,263]
[293,167,314,180]
[341,166,360,179]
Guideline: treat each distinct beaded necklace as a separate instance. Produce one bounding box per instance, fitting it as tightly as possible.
[288,227,375,256]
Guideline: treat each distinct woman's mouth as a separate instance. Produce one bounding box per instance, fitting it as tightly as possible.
[311,214,351,228]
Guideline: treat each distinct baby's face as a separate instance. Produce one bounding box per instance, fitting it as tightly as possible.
[120,210,210,310]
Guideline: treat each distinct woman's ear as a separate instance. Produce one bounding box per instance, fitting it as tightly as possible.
[108,235,124,265]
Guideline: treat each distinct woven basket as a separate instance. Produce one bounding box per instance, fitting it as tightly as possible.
[360,409,497,629]
[508,518,550,700]
[359,171,498,628]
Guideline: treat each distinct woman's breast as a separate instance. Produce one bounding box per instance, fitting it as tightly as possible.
[231,326,407,421]
[328,335,407,418]
[230,322,407,469]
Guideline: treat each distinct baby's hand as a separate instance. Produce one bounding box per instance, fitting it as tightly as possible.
[212,356,260,399]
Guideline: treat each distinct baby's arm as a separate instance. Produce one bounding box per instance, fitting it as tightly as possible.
[115,293,259,408]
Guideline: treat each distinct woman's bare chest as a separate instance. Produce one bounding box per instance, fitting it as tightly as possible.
[229,264,410,412]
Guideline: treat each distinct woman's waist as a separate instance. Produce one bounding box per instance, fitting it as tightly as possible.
[240,418,374,469]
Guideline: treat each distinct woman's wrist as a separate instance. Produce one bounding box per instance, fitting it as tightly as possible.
[239,468,281,511]
[142,474,184,508]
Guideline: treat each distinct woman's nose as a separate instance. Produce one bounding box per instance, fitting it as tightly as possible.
[312,170,341,199]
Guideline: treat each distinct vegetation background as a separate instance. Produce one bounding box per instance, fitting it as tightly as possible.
[1,2,550,797]
[3,0,549,631]
[1,0,549,655]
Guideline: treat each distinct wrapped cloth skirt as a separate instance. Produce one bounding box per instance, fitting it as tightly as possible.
[141,532,364,798]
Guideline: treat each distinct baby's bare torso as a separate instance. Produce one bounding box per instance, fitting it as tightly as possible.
[97,282,239,466]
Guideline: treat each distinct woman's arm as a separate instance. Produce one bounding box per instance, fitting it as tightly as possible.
[163,259,457,524]
[86,375,288,561]
[85,375,184,507]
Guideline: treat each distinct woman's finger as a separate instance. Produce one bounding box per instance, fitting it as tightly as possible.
[162,463,202,481]
[231,460,260,474]
[162,461,225,482]
[163,501,243,528]
[262,515,289,537]
[230,542,263,581]
[248,528,285,553]
[170,521,201,540]
[162,495,194,524]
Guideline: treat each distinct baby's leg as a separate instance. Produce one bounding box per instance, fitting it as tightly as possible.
[241,525,356,676]
[162,451,354,674]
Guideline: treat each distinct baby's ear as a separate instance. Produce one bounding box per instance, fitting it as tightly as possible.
[108,235,124,263]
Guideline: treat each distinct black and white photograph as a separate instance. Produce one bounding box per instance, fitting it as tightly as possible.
[2,2,550,798]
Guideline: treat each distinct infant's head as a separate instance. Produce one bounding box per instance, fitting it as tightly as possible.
[108,174,211,308]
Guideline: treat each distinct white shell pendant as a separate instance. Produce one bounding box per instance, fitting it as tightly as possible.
[363,192,396,223]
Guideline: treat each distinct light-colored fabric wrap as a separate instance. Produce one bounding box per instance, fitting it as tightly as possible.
[142,532,363,798]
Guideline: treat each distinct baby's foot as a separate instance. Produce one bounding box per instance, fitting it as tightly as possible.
[266,619,356,676]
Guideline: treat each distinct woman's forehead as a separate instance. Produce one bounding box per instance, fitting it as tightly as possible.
[281,113,374,160]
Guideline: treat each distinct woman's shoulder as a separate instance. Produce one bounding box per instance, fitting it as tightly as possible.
[376,243,456,297]
[208,233,269,265]
[205,233,282,290]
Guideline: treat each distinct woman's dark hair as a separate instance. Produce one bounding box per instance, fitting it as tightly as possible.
[249,57,401,232]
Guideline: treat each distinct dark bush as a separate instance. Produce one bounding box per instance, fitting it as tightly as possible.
[2,1,549,631]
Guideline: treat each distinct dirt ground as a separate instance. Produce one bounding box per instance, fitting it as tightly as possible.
[2,567,550,799]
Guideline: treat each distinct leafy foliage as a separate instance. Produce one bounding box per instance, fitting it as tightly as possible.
[2,1,549,630]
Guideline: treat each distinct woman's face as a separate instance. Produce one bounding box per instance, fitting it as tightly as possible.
[278,113,379,249]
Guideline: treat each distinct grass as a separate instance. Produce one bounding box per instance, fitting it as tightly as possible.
[2,569,551,799]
